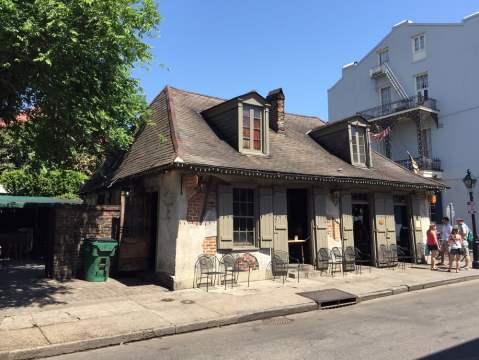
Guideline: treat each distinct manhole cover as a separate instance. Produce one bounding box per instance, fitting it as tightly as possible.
[298,289,357,309]
[262,317,293,325]
[181,299,195,304]
[161,298,175,302]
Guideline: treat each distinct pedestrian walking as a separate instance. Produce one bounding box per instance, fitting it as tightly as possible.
[456,218,470,270]
[438,216,452,265]
[426,223,439,270]
[448,226,462,273]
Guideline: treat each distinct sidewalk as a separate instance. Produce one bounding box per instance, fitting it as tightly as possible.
[1,265,479,360]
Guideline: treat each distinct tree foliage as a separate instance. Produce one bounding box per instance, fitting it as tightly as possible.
[1,168,88,198]
[0,0,160,173]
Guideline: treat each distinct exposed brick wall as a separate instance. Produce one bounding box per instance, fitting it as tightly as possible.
[184,174,218,256]
[51,205,120,281]
[202,236,217,256]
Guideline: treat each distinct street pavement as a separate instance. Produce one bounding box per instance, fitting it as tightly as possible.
[45,280,479,360]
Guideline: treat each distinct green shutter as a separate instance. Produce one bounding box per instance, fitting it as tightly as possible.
[217,185,233,250]
[273,187,288,253]
[259,187,274,249]
[340,192,354,249]
[313,188,328,252]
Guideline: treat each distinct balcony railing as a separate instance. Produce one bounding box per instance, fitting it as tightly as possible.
[358,95,438,120]
[395,157,442,172]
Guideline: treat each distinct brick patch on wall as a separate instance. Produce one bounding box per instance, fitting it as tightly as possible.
[202,236,217,256]
[184,175,217,224]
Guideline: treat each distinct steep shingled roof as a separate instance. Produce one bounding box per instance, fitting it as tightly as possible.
[83,86,445,192]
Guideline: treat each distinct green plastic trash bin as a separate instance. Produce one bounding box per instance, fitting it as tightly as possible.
[83,238,118,282]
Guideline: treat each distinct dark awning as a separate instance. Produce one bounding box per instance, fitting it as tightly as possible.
[0,195,83,208]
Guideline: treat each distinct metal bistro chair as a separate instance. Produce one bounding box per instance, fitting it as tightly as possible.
[397,245,413,270]
[234,253,259,288]
[388,244,399,270]
[315,248,330,276]
[220,254,237,290]
[271,250,300,283]
[377,244,390,268]
[415,242,426,265]
[354,248,372,274]
[330,247,343,277]
[194,255,223,292]
[343,246,356,274]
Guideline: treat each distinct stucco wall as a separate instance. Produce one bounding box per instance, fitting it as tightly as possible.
[328,14,479,220]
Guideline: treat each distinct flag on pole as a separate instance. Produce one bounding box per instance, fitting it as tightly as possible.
[407,151,420,174]
[371,126,391,141]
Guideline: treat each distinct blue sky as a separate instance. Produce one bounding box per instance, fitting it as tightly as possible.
[134,1,477,121]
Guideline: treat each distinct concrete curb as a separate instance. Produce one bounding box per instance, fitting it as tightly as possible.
[2,275,479,360]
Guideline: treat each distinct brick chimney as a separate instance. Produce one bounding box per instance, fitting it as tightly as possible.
[266,88,285,133]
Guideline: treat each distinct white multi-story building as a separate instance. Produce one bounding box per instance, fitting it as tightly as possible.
[328,12,479,223]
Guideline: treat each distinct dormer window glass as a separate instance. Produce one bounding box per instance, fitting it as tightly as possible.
[351,126,367,165]
[243,105,263,151]
[378,49,389,65]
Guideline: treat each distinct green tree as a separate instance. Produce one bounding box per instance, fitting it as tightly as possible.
[0,0,160,173]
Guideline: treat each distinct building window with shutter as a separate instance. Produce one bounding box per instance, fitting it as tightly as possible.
[242,105,263,152]
[233,188,256,246]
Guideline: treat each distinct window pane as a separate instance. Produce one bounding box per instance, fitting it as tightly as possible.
[247,189,254,202]
[243,139,250,149]
[241,203,247,216]
[253,129,260,141]
[254,108,262,119]
[243,128,250,138]
[234,232,239,243]
[253,140,261,150]
[247,202,254,216]
[233,217,239,230]
[254,118,261,129]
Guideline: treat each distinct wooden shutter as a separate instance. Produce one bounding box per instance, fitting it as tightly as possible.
[384,194,396,245]
[340,192,354,249]
[259,187,273,249]
[273,187,288,253]
[373,193,388,253]
[411,194,427,249]
[313,188,328,251]
[217,185,233,250]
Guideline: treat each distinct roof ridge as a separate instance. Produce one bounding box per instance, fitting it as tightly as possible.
[164,86,181,158]
[166,86,226,101]
[285,111,324,122]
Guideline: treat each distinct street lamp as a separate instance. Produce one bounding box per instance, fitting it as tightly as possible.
[463,169,479,269]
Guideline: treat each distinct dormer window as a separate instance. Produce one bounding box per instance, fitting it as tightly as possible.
[242,104,264,153]
[351,126,367,165]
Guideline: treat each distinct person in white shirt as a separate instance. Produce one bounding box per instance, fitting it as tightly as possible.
[438,217,452,265]
[456,218,470,270]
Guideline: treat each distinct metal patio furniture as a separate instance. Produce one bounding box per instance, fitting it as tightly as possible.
[315,248,330,276]
[330,247,343,277]
[194,255,223,291]
[388,244,399,269]
[234,252,259,287]
[354,248,372,274]
[343,246,356,273]
[271,250,300,283]
[0,245,9,271]
[415,242,426,264]
[397,245,413,270]
[377,244,390,268]
[220,253,237,290]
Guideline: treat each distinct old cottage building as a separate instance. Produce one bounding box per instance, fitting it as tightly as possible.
[83,86,445,289]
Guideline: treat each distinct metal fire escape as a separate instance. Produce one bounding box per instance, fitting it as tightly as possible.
[370,63,408,100]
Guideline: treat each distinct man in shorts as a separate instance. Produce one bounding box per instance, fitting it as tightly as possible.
[438,217,452,265]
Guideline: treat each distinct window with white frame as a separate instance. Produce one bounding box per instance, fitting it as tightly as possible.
[242,105,263,152]
[411,33,426,61]
[378,49,389,65]
[415,73,429,100]
[351,126,367,166]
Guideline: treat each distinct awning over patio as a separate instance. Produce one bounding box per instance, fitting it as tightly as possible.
[0,195,82,208]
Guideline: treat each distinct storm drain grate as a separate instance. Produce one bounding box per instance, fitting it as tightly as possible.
[298,289,358,309]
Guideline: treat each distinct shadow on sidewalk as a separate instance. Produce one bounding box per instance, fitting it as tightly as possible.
[0,261,70,310]
[418,337,479,359]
